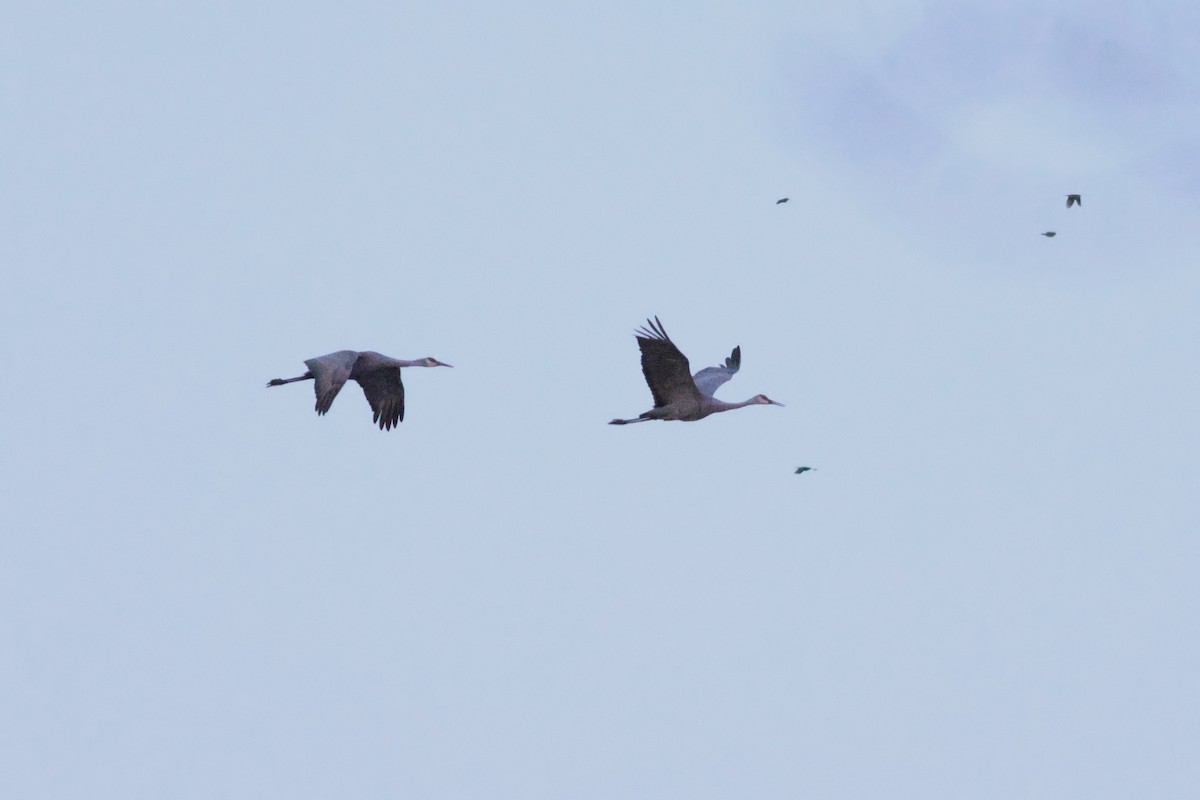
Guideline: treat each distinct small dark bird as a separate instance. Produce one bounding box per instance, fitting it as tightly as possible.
[267,350,452,430]
[776,197,789,204]
[1066,194,1081,208]
[1041,231,1057,237]
[795,467,815,474]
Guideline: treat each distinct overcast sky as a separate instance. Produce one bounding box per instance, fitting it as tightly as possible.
[3,2,1198,798]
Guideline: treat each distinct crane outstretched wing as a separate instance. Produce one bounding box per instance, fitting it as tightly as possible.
[304,351,358,415]
[355,368,405,430]
[635,317,701,408]
[692,346,741,397]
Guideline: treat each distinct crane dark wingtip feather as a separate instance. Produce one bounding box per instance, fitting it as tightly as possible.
[635,316,671,343]
[373,404,402,430]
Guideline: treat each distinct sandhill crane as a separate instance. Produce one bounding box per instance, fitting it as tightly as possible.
[776,197,789,204]
[267,350,451,430]
[1041,231,1057,237]
[1066,194,1082,208]
[794,466,815,474]
[609,317,782,425]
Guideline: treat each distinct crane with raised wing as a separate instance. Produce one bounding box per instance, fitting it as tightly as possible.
[609,317,782,425]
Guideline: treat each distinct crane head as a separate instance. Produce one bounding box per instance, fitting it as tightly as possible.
[753,394,784,407]
[422,358,453,368]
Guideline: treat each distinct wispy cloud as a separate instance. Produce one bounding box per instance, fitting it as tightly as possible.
[779,2,1200,192]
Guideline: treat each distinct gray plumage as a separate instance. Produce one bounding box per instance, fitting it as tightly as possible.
[776,197,789,204]
[1066,194,1081,208]
[1041,231,1057,237]
[609,317,782,425]
[692,346,741,397]
[795,466,815,474]
[266,350,452,430]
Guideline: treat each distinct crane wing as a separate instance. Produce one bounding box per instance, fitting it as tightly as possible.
[304,351,358,415]
[635,317,702,408]
[355,367,406,430]
[692,346,741,397]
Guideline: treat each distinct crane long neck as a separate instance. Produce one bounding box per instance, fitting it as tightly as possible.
[709,397,758,412]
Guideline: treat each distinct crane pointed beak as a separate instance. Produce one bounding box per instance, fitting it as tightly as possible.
[439,362,454,368]
[770,400,785,407]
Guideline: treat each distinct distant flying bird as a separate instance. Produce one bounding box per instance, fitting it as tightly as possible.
[794,467,815,475]
[267,350,452,430]
[1041,231,1057,237]
[776,197,789,204]
[1066,194,1081,208]
[609,317,782,425]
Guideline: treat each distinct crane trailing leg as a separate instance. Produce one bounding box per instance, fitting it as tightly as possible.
[266,372,314,387]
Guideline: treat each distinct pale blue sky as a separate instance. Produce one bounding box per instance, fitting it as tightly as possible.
[3,2,1198,798]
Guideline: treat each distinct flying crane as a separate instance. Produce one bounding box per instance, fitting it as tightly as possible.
[267,350,452,430]
[609,317,782,425]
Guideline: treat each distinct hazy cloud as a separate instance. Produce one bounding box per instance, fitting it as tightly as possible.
[782,2,1200,190]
